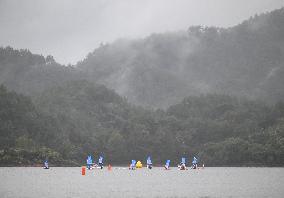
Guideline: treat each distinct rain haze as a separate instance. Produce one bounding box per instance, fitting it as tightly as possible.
[0,0,283,64]
[1,1,284,198]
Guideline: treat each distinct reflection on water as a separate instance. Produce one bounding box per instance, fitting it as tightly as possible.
[0,167,283,198]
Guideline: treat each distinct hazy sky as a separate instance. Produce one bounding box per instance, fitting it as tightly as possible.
[0,0,283,64]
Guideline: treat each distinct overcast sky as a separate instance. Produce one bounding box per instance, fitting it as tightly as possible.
[0,0,283,65]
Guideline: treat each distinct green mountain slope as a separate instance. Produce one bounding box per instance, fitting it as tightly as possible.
[0,47,84,96]
[0,8,284,166]
[1,83,283,166]
[78,8,284,108]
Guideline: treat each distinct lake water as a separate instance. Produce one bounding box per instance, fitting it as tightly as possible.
[0,167,283,198]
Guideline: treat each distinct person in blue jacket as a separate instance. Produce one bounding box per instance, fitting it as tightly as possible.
[98,156,104,169]
[178,157,186,170]
[146,156,152,169]
[192,156,198,169]
[44,160,49,169]
[164,160,170,170]
[129,160,136,170]
[86,155,93,170]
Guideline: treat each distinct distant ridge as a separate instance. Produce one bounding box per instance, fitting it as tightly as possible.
[77,8,284,108]
[1,8,284,166]
[0,8,283,109]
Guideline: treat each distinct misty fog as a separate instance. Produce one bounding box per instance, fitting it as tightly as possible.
[0,0,282,64]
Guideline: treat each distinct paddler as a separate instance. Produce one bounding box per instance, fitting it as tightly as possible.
[178,157,186,170]
[98,156,104,169]
[86,155,93,170]
[146,156,152,169]
[164,160,170,170]
[192,156,198,169]
[129,160,136,170]
[44,160,49,169]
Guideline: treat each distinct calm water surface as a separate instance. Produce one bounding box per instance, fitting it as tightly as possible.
[0,167,283,198]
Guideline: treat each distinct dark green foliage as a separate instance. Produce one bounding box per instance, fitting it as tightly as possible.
[0,85,77,166]
[1,8,284,166]
[1,82,284,166]
[1,9,284,109]
[0,47,84,96]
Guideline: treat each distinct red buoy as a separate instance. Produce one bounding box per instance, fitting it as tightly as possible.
[82,166,86,175]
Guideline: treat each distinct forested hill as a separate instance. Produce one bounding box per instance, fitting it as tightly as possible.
[78,8,284,109]
[0,47,84,96]
[0,8,284,166]
[1,8,284,109]
[1,83,284,166]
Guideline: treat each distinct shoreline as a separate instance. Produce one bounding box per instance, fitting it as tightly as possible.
[1,165,283,168]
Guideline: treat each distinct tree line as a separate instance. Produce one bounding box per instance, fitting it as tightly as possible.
[0,82,283,166]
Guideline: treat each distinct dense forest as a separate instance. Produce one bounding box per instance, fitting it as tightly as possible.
[0,8,284,166]
[1,8,284,109]
[0,82,284,166]
[77,8,284,108]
